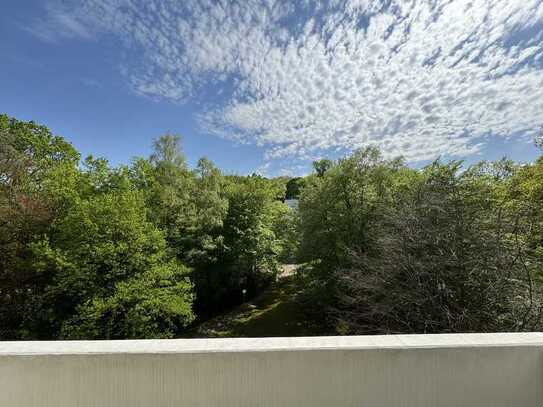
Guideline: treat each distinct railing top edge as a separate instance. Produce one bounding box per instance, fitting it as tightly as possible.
[1,333,542,356]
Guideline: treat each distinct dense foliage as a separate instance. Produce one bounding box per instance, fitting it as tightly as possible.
[0,115,287,339]
[2,113,543,339]
[298,148,543,334]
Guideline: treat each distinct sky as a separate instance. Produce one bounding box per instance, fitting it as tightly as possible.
[2,0,543,176]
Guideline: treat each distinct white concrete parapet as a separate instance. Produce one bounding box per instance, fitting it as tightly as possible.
[1,333,542,406]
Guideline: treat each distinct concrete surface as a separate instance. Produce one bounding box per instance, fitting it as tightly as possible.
[1,333,542,406]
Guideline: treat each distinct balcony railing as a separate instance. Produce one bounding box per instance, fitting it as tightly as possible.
[1,333,542,406]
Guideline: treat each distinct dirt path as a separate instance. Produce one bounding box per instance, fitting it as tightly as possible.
[184,266,322,338]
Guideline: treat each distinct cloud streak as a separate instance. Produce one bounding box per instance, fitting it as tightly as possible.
[36,0,543,166]
[25,2,95,43]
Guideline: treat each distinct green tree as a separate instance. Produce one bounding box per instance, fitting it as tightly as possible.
[195,176,284,311]
[298,149,543,334]
[1,117,197,339]
[0,114,79,339]
[508,157,543,248]
[61,261,194,339]
[299,148,403,270]
[285,177,305,199]
[145,134,196,254]
[185,157,228,266]
[273,203,299,263]
[312,159,333,177]
[33,190,194,338]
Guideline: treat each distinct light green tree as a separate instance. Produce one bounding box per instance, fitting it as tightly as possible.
[32,190,194,339]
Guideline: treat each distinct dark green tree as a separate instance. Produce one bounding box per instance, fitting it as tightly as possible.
[312,159,333,177]
[285,177,305,199]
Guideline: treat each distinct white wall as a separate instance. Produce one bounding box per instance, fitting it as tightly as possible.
[1,333,542,407]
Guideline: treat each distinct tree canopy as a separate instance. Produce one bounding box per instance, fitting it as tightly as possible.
[0,115,287,339]
[2,113,543,339]
[297,148,543,334]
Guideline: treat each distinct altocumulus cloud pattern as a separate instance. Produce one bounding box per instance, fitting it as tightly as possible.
[33,0,543,165]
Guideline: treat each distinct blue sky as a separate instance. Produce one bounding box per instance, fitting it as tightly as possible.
[1,0,543,175]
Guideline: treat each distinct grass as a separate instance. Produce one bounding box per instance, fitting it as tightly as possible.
[184,272,324,338]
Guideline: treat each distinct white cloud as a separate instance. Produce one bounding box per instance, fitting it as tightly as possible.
[25,2,95,43]
[37,0,543,166]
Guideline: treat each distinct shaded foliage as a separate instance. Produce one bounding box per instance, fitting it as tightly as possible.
[298,148,543,334]
[285,177,305,199]
[195,176,285,313]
